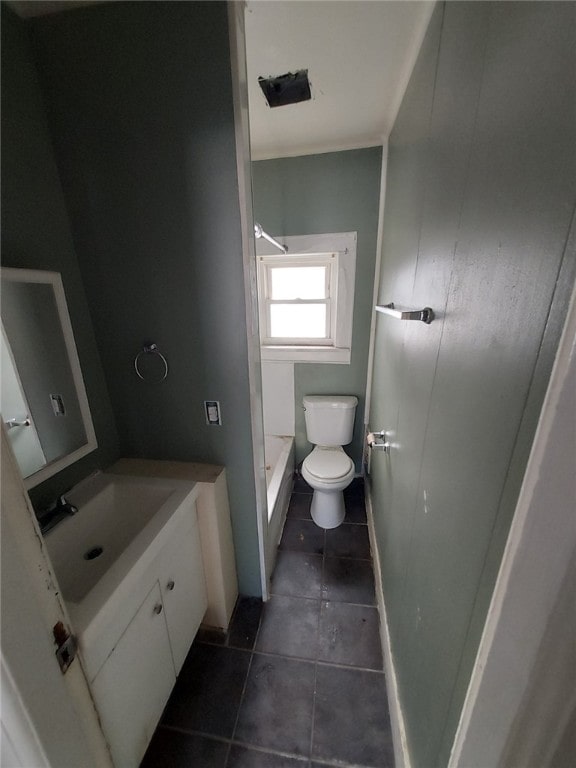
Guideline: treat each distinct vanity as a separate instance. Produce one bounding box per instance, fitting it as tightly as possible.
[44,461,237,768]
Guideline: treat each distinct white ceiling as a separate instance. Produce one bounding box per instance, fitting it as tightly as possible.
[245,0,434,160]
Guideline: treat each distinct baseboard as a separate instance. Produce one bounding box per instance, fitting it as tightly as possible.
[365,486,412,768]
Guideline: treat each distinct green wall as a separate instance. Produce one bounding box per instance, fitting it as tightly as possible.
[252,148,382,470]
[369,3,576,766]
[1,5,119,509]
[28,1,261,595]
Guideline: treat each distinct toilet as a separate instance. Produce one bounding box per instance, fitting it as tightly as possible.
[301,395,358,529]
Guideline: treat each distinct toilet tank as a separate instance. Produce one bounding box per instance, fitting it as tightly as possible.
[303,395,358,445]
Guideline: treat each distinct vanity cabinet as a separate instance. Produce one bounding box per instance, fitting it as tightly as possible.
[158,518,207,674]
[91,583,175,768]
[89,510,207,768]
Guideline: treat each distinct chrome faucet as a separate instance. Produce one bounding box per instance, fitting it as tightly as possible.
[36,495,78,534]
[55,495,78,516]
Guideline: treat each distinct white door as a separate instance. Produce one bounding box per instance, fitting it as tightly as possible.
[159,519,207,674]
[1,428,112,768]
[90,584,176,768]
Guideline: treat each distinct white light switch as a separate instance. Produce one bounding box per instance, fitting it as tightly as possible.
[204,400,221,426]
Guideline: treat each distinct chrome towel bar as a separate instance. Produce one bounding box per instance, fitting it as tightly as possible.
[375,303,434,324]
[5,416,31,430]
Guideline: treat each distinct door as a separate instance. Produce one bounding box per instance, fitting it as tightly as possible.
[367,3,576,766]
[1,428,112,768]
[159,515,207,674]
[90,583,175,768]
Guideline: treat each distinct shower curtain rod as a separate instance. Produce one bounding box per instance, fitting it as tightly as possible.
[254,222,288,254]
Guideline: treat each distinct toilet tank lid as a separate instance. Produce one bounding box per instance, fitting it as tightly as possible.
[303,395,358,410]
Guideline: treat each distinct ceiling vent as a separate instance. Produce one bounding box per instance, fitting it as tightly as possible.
[258,69,311,108]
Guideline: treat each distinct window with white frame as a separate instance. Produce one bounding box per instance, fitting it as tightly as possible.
[256,232,356,364]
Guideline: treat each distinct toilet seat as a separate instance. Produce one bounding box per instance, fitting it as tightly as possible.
[303,447,354,483]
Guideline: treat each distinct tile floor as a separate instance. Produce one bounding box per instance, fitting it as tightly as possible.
[141,476,394,768]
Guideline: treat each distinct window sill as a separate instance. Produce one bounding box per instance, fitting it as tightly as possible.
[260,345,351,364]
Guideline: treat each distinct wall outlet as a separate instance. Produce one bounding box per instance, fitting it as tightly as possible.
[204,400,221,426]
[50,393,66,416]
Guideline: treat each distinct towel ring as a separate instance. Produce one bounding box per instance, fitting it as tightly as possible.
[134,343,168,382]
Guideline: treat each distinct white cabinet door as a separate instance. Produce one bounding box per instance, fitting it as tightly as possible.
[90,584,175,768]
[159,518,207,675]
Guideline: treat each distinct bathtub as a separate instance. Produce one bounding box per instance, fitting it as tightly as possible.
[264,435,294,571]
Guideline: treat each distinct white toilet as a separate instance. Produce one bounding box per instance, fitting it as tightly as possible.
[301,395,358,529]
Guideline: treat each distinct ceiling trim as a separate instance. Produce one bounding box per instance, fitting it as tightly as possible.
[251,137,386,163]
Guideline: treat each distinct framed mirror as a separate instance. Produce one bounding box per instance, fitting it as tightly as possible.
[1,268,97,488]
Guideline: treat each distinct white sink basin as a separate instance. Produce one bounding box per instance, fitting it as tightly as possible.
[46,475,177,602]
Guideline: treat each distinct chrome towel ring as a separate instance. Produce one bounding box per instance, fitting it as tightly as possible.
[134,343,169,382]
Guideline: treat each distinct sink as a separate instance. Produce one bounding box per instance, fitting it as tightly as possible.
[43,472,200,659]
[45,474,179,602]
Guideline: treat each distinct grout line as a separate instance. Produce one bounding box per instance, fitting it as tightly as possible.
[309,659,319,762]
[226,591,267,755]
[250,648,384,675]
[159,723,386,768]
[279,548,373,563]
[268,591,377,610]
[158,724,230,744]
[226,649,255,766]
[227,738,310,763]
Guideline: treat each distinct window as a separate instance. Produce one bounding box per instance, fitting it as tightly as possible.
[256,232,356,363]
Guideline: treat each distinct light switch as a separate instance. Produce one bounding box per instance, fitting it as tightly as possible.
[204,400,221,426]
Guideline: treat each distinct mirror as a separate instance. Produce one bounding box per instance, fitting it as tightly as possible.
[1,268,97,488]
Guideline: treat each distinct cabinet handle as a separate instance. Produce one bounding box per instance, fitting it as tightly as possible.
[166,580,175,591]
[153,603,163,615]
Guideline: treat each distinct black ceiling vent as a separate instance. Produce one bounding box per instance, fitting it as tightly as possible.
[258,70,311,108]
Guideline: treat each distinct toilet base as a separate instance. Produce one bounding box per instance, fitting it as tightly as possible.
[310,489,346,529]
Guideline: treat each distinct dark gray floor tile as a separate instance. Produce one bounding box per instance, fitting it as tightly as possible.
[195,626,227,645]
[227,744,308,767]
[325,523,371,559]
[279,518,325,555]
[313,665,394,767]
[322,557,376,605]
[271,550,323,598]
[344,494,368,524]
[235,654,315,756]
[293,474,313,494]
[256,595,320,659]
[162,644,251,737]
[140,728,228,768]
[228,596,263,650]
[310,763,350,768]
[345,477,365,497]
[318,601,383,670]
[287,493,312,520]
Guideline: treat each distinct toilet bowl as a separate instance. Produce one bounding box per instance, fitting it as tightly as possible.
[302,395,358,529]
[302,447,355,529]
